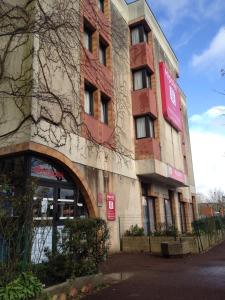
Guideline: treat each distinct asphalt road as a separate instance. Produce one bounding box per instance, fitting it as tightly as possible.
[84,241,225,300]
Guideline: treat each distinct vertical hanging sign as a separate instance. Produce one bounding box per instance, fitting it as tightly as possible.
[106,193,116,221]
[159,62,182,131]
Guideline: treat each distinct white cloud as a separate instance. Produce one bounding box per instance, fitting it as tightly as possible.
[150,0,225,45]
[192,27,225,69]
[189,106,225,195]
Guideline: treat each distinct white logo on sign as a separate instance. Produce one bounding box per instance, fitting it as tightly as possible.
[169,85,176,106]
[109,201,114,209]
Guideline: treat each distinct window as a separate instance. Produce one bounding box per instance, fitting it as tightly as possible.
[164,199,173,229]
[99,40,107,66]
[84,84,94,115]
[135,115,154,139]
[133,69,151,90]
[178,193,186,233]
[101,95,109,124]
[131,24,148,45]
[83,22,93,52]
[143,196,156,235]
[98,0,104,12]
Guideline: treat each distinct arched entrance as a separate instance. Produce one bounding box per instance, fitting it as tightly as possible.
[0,147,98,262]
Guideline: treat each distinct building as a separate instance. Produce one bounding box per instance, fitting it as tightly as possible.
[199,203,225,218]
[0,0,197,252]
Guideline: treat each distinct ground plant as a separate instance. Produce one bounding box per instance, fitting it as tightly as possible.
[0,272,42,300]
[124,224,144,236]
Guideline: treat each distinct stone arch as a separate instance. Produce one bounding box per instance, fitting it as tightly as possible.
[0,142,98,217]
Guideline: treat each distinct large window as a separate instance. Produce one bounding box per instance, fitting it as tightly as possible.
[133,69,151,90]
[131,24,148,45]
[101,94,109,124]
[84,83,94,115]
[99,39,107,66]
[135,115,154,139]
[83,22,93,52]
[180,201,186,233]
[164,199,173,229]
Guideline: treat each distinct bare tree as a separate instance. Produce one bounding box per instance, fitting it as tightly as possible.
[0,0,133,161]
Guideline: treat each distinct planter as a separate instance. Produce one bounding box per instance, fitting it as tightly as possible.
[122,236,150,252]
[150,236,175,254]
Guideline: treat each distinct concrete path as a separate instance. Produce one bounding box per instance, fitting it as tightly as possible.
[84,241,225,300]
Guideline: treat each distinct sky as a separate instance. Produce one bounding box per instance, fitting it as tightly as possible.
[128,0,225,196]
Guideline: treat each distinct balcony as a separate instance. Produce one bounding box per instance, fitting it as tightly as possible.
[83,114,114,146]
[132,88,157,118]
[130,42,154,71]
[136,159,188,187]
[135,138,160,161]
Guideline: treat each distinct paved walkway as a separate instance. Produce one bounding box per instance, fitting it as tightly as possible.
[84,241,225,300]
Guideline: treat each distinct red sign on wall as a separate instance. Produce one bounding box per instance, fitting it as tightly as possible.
[167,165,185,184]
[159,62,182,131]
[106,193,116,221]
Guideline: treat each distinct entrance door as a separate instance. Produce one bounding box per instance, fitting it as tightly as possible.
[32,184,88,262]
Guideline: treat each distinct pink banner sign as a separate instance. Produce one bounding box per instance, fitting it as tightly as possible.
[159,62,182,131]
[167,165,185,183]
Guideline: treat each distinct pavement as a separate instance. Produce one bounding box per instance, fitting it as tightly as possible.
[84,241,225,300]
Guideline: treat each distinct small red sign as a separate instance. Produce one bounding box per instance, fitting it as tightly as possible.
[159,62,182,131]
[106,193,116,221]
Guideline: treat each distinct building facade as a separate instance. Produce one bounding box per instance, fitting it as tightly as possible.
[0,0,197,252]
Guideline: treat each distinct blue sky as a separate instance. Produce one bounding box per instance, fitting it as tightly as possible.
[148,0,225,196]
[127,0,225,196]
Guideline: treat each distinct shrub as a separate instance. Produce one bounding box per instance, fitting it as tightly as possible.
[33,218,109,285]
[0,272,42,300]
[124,224,144,237]
[154,223,178,238]
[61,218,109,275]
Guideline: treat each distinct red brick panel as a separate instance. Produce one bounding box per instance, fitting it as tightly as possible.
[135,138,160,160]
[84,113,115,146]
[130,42,154,71]
[82,50,113,97]
[97,10,111,44]
[132,88,157,118]
[83,0,97,28]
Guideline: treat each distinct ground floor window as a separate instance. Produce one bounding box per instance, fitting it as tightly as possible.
[179,201,186,233]
[143,196,156,235]
[164,199,173,229]
[0,154,89,264]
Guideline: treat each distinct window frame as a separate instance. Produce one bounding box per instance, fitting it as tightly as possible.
[83,21,94,52]
[84,83,95,116]
[99,39,107,66]
[98,0,104,12]
[100,94,109,125]
[133,68,151,91]
[164,198,173,229]
[135,115,155,139]
[130,24,148,45]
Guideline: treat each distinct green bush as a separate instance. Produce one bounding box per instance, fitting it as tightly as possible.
[62,218,109,275]
[124,224,144,236]
[192,216,225,235]
[0,272,42,300]
[154,223,178,238]
[33,218,110,285]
